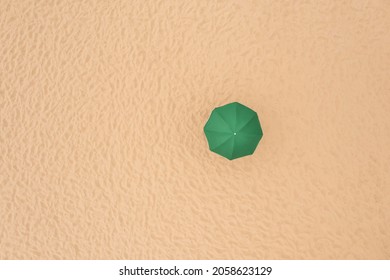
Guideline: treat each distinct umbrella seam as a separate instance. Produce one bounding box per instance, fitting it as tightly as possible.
[210,135,234,151]
[237,114,259,133]
[214,110,234,132]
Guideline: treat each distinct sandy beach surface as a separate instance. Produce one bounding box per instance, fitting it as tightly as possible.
[1,0,390,259]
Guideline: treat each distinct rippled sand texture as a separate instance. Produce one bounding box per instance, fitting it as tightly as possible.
[1,0,390,259]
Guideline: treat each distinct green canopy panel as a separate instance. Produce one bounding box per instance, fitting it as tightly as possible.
[204,102,263,160]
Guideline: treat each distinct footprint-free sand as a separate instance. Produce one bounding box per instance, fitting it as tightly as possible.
[1,0,390,259]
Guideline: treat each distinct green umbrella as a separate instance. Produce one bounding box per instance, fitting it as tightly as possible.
[204,102,263,160]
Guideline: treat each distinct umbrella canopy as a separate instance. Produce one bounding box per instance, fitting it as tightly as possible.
[204,102,263,160]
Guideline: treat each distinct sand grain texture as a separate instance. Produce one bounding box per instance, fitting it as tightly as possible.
[1,0,390,259]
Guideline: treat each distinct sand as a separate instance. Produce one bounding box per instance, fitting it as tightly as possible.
[1,0,390,259]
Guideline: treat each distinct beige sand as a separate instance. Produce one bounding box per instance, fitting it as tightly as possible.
[1,0,390,259]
